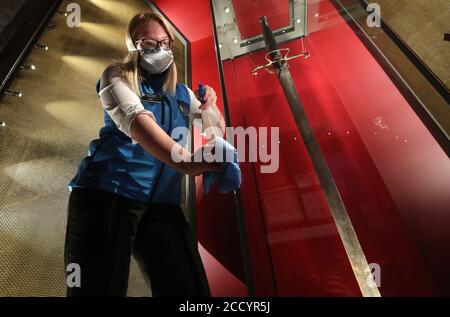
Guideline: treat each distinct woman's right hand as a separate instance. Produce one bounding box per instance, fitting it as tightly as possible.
[184,161,221,176]
[183,144,222,176]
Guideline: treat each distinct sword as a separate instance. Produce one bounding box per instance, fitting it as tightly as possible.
[258,16,380,297]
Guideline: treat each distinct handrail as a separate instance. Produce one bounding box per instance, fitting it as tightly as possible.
[332,0,449,157]
[0,0,62,94]
[357,0,450,102]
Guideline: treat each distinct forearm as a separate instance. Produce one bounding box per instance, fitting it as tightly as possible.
[130,114,219,176]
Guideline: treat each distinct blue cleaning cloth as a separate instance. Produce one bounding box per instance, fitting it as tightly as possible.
[203,136,241,194]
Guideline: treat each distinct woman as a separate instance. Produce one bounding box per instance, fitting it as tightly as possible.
[64,12,226,297]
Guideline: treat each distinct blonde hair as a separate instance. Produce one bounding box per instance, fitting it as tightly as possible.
[111,12,177,95]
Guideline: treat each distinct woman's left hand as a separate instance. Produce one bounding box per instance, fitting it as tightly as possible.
[196,84,218,110]
[195,84,226,135]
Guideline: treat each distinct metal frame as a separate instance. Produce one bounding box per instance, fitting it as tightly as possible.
[212,0,308,60]
[210,0,256,297]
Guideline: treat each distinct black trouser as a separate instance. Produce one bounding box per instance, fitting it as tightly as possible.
[64,187,210,297]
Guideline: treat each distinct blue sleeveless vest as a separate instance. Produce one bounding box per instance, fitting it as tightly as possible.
[68,79,191,204]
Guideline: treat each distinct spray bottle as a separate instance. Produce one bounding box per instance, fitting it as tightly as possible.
[195,83,221,140]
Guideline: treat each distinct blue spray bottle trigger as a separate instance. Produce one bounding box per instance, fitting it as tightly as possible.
[197,83,206,103]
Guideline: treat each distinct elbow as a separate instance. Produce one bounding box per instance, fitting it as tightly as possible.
[128,110,157,140]
[129,112,150,142]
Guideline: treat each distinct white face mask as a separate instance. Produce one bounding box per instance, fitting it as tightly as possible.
[139,47,174,74]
